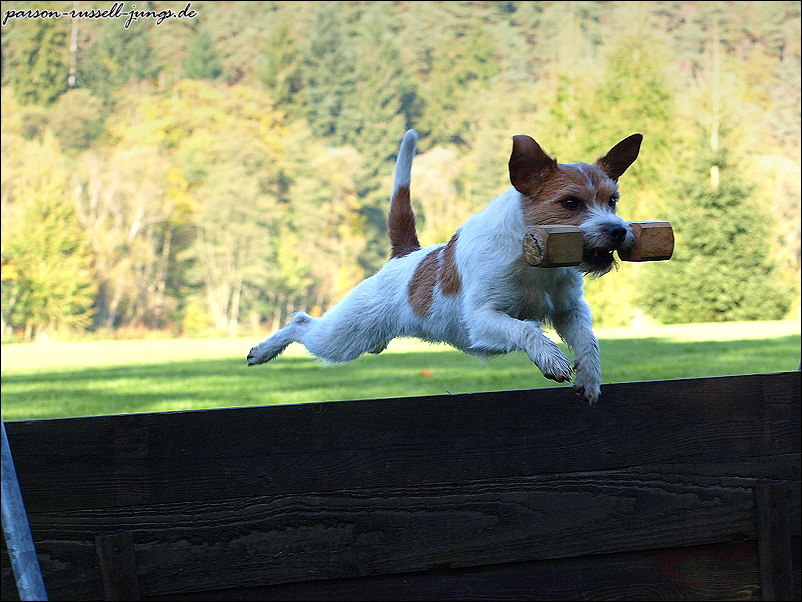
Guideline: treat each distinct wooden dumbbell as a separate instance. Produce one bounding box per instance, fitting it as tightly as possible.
[523,221,674,267]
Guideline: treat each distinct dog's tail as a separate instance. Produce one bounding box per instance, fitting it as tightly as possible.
[388,129,421,259]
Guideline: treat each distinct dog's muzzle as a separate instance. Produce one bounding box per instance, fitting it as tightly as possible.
[581,224,629,273]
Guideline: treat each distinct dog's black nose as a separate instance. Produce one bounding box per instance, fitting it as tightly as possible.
[607,225,627,245]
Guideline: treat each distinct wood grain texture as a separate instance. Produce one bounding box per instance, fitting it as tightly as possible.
[9,466,796,598]
[1,372,799,600]
[756,483,794,600]
[617,221,674,262]
[523,226,583,267]
[4,373,798,513]
[143,540,768,601]
[96,532,141,601]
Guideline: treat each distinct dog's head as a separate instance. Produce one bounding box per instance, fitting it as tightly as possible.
[509,134,642,276]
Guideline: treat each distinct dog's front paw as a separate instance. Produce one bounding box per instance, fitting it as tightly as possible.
[573,360,601,403]
[529,340,573,383]
[573,383,600,404]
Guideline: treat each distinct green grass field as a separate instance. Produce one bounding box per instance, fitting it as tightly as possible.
[1,321,799,421]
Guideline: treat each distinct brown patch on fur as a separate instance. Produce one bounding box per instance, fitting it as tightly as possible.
[522,164,618,226]
[408,233,462,317]
[408,248,440,316]
[388,185,421,258]
[439,233,461,296]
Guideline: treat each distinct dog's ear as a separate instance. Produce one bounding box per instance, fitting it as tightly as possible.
[509,135,558,195]
[596,133,642,180]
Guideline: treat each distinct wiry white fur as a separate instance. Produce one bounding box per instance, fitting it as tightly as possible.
[393,129,418,193]
[248,130,636,403]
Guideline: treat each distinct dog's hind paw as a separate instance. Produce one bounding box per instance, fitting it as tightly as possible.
[246,347,267,365]
[246,342,284,365]
[368,341,388,354]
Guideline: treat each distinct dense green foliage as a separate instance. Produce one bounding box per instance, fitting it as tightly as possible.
[643,142,792,322]
[1,154,96,338]
[1,1,799,339]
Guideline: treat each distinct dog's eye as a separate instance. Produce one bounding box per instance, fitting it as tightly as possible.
[609,197,618,208]
[561,198,582,210]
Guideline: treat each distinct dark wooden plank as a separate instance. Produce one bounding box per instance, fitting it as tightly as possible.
[761,372,802,454]
[756,483,794,600]
[144,539,768,601]
[7,464,799,599]
[4,372,799,513]
[96,532,141,601]
[2,372,799,600]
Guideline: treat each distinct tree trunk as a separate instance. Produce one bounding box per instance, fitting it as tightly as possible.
[68,2,80,88]
[227,281,241,337]
[710,20,721,189]
[270,294,283,332]
[155,226,172,301]
[106,293,121,329]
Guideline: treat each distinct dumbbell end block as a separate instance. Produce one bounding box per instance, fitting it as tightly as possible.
[617,221,674,262]
[523,225,584,267]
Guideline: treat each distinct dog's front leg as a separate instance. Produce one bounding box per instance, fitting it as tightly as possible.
[467,308,573,383]
[551,301,601,403]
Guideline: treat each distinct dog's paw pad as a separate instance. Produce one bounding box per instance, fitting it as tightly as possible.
[539,353,573,383]
[246,348,265,365]
[545,370,572,383]
[572,359,601,403]
[247,344,282,365]
[573,383,600,404]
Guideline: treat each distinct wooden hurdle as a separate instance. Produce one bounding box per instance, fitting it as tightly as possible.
[1,371,799,601]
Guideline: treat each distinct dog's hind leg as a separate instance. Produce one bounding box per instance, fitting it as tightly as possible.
[248,306,393,365]
[294,307,392,363]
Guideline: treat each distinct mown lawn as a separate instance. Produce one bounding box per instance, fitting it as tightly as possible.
[1,321,799,421]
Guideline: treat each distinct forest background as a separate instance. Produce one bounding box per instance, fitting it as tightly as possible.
[1,0,800,342]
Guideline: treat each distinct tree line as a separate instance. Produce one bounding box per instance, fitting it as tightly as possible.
[1,1,799,340]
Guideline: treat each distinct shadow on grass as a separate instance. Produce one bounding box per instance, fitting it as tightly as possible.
[2,335,799,420]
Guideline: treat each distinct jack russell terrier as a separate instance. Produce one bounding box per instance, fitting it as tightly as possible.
[248,129,642,403]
